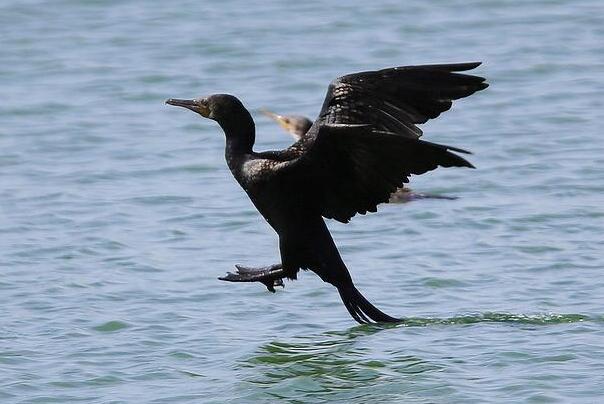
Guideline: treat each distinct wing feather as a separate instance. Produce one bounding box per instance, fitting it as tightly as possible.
[256,63,487,223]
[316,62,488,138]
[265,124,473,223]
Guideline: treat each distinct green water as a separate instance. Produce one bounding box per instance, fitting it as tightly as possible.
[1,0,604,402]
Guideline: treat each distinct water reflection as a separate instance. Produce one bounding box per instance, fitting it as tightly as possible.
[239,330,439,401]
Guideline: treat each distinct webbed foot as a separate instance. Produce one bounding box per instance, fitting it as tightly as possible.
[219,264,285,292]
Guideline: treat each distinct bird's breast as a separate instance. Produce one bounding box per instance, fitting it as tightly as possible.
[244,181,314,236]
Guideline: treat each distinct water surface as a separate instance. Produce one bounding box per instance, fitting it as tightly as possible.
[1,0,604,402]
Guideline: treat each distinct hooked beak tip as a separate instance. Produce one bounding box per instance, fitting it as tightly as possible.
[165,98,180,106]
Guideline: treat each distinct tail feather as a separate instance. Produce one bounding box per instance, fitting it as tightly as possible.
[305,220,401,324]
[338,285,400,324]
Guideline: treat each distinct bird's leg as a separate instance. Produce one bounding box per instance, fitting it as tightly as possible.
[218,263,285,292]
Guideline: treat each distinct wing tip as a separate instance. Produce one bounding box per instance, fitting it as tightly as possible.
[463,159,476,169]
[445,145,476,168]
[445,144,473,155]
[461,61,482,70]
[415,61,484,72]
[451,154,476,169]
[441,61,483,71]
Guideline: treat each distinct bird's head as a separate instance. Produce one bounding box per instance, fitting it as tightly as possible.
[166,93,255,152]
[166,94,246,123]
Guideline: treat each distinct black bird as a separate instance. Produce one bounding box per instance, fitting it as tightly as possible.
[166,62,488,324]
[261,108,459,203]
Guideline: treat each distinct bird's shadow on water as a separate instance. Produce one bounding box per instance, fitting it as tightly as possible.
[233,312,597,402]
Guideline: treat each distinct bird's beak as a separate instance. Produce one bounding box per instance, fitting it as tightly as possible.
[261,109,290,131]
[166,98,210,118]
[260,109,282,121]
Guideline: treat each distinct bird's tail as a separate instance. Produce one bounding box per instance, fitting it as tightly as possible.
[305,219,401,325]
[337,284,400,324]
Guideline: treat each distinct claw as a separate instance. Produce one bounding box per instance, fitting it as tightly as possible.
[262,277,285,293]
[263,280,276,293]
[218,272,237,281]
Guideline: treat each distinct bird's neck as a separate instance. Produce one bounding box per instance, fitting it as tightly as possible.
[219,110,256,155]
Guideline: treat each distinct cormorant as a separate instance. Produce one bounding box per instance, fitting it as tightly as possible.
[261,109,458,203]
[166,62,488,324]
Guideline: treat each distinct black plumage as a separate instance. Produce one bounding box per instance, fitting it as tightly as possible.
[262,109,460,203]
[166,62,488,324]
[261,109,457,203]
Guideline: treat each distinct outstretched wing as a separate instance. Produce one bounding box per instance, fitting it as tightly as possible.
[255,63,487,223]
[259,124,474,223]
[314,62,488,138]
